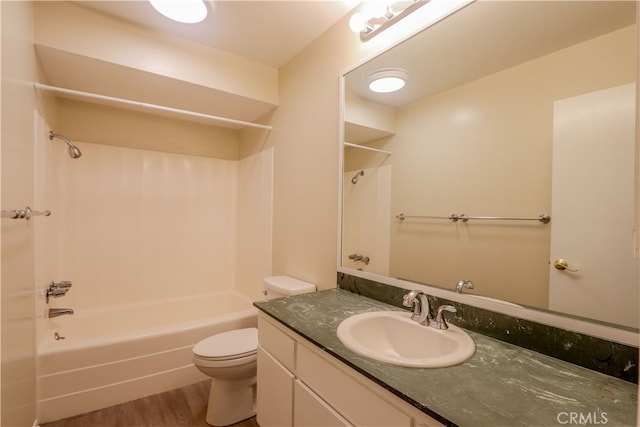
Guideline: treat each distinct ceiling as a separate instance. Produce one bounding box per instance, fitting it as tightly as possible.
[346,1,636,108]
[75,1,356,68]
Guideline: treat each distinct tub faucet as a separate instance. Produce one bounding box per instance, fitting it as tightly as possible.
[46,281,73,303]
[48,308,74,318]
[402,290,433,326]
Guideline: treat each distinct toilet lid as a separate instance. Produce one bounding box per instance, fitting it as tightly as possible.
[193,328,258,359]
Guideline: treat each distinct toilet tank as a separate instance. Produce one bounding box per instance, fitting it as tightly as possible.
[263,275,316,299]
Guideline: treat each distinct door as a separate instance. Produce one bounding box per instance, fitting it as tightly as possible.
[549,83,638,328]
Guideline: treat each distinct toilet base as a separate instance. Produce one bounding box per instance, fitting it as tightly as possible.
[205,376,256,426]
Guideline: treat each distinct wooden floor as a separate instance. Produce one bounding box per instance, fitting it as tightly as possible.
[41,380,260,427]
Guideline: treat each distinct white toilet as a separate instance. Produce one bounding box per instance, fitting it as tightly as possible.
[192,276,316,426]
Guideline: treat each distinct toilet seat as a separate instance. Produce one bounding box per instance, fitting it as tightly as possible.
[193,327,258,361]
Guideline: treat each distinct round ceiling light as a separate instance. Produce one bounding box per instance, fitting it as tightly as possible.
[149,0,208,24]
[368,68,408,93]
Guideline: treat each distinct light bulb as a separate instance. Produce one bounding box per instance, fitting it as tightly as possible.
[368,68,408,93]
[369,77,405,93]
[349,13,367,33]
[362,1,389,18]
[149,0,208,24]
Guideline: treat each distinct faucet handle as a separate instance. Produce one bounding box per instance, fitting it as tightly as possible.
[435,305,457,330]
[47,281,72,303]
[52,280,72,289]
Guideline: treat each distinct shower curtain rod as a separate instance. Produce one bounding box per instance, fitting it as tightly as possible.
[34,83,273,131]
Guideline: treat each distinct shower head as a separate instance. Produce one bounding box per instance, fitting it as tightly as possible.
[49,131,82,159]
[351,170,365,184]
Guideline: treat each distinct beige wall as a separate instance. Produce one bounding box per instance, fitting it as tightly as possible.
[268,9,403,290]
[1,2,37,425]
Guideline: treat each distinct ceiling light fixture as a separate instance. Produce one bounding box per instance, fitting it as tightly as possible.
[350,0,428,41]
[149,0,209,24]
[368,68,408,93]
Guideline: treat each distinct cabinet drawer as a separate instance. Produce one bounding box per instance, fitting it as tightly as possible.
[258,315,296,370]
[296,343,411,427]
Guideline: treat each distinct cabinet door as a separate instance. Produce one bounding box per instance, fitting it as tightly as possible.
[257,347,294,427]
[294,380,352,427]
[296,343,412,427]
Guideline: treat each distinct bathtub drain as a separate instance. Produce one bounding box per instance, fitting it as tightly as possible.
[54,332,65,340]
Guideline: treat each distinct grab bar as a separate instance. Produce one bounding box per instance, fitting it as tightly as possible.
[1,207,51,220]
[396,213,550,224]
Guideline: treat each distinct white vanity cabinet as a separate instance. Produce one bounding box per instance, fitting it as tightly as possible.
[256,313,445,427]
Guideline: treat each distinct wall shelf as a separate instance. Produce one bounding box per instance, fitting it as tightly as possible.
[35,83,273,131]
[344,142,392,155]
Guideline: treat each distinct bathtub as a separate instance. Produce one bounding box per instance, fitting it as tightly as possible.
[37,291,258,424]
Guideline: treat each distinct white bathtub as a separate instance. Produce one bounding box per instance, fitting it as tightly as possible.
[37,291,258,424]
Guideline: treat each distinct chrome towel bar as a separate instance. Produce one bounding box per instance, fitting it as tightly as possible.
[396,213,550,224]
[1,207,51,220]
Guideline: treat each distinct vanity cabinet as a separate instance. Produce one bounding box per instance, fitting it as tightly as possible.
[256,313,444,427]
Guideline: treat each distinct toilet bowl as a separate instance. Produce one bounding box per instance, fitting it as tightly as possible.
[192,328,258,426]
[192,276,316,426]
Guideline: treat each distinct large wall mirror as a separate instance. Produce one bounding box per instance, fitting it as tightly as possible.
[341,1,639,332]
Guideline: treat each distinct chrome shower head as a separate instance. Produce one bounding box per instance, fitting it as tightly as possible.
[68,145,82,159]
[351,170,364,184]
[49,131,82,159]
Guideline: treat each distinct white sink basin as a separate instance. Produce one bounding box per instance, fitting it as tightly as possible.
[337,311,475,368]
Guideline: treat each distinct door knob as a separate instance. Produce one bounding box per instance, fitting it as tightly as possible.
[553,259,578,272]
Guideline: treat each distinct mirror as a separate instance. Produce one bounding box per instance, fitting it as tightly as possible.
[341,1,638,330]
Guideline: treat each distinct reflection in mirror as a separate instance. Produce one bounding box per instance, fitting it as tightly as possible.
[342,1,638,329]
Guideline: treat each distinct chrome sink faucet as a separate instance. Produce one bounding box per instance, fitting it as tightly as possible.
[455,279,474,293]
[402,290,433,326]
[402,290,457,329]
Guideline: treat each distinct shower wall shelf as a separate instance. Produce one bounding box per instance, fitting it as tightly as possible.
[1,207,51,220]
[344,142,392,155]
[34,83,273,131]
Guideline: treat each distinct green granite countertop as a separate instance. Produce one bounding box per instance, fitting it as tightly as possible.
[254,289,638,427]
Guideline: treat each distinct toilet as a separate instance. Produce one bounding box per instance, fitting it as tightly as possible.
[192,276,316,426]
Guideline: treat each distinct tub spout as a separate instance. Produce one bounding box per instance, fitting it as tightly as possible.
[49,308,74,318]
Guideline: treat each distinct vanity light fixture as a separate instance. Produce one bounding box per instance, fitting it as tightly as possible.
[350,0,428,41]
[149,0,209,24]
[368,68,408,93]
